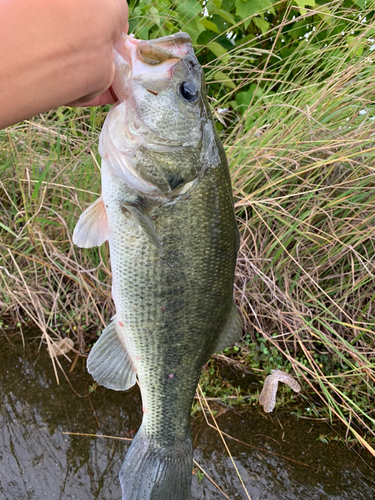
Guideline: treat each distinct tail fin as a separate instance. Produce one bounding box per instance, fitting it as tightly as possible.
[120,428,192,500]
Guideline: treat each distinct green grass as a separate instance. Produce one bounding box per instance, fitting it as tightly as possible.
[226,3,375,451]
[1,0,375,455]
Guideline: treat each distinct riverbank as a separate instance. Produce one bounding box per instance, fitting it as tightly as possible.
[1,1,374,454]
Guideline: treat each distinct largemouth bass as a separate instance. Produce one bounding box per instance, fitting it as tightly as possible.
[73,32,242,500]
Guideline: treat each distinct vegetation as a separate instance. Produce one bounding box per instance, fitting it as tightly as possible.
[1,0,375,455]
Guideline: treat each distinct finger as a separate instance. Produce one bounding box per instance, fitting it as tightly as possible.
[69,86,118,107]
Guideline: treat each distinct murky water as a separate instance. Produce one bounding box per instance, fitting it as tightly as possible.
[1,333,374,500]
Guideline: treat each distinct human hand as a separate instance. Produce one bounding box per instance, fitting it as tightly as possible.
[72,86,120,107]
[69,1,129,106]
[0,0,129,129]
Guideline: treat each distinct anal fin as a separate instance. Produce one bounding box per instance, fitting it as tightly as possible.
[215,302,243,352]
[87,319,136,391]
[73,196,109,248]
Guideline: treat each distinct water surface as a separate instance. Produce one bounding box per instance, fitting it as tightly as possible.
[0,333,374,500]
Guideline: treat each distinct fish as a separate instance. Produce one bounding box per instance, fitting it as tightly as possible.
[73,32,242,500]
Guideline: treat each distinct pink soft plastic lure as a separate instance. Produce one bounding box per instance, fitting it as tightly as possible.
[259,369,301,413]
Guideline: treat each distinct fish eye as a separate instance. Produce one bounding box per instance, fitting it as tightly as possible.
[179,81,199,103]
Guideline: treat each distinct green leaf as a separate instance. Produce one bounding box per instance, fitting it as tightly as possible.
[135,22,150,40]
[222,0,235,9]
[198,18,220,33]
[149,6,161,27]
[235,0,274,19]
[347,36,364,57]
[293,0,316,7]
[183,19,206,45]
[213,70,236,89]
[210,5,236,25]
[207,41,228,58]
[253,16,270,34]
[315,4,332,23]
[293,0,316,15]
[176,0,202,20]
[235,84,264,109]
[129,5,142,17]
[164,21,175,31]
[0,222,17,237]
[175,0,205,44]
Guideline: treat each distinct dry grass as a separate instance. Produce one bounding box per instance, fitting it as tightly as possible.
[223,4,375,452]
[0,110,113,357]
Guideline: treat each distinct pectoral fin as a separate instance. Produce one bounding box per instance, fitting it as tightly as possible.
[73,196,109,248]
[215,302,243,352]
[87,319,136,391]
[122,203,161,252]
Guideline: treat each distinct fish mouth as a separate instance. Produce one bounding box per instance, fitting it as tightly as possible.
[111,33,195,102]
[137,33,192,65]
[114,32,193,67]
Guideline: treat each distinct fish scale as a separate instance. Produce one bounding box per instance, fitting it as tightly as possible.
[104,154,237,440]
